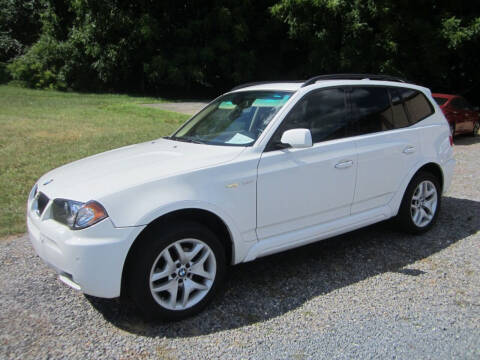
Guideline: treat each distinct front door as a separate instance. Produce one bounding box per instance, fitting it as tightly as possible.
[256,87,357,241]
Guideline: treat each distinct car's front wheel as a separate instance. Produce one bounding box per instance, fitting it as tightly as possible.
[395,171,441,234]
[127,221,226,320]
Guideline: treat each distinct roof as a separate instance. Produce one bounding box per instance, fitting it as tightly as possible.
[232,79,429,94]
[230,74,425,93]
[231,73,413,93]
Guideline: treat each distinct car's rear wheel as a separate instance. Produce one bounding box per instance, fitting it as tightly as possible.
[472,121,479,137]
[395,171,441,234]
[127,221,226,320]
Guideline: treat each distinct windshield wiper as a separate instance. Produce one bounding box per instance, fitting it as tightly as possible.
[164,136,206,144]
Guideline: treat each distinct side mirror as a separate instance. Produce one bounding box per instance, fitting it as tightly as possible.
[280,128,313,149]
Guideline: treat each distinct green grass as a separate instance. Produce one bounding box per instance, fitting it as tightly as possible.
[0,85,190,238]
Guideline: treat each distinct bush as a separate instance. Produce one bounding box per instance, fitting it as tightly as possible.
[8,35,66,89]
[0,62,11,83]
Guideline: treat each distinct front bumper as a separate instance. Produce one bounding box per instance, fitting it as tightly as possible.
[27,202,145,298]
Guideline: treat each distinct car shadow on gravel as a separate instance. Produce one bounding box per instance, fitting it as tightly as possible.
[453,134,480,145]
[86,196,480,338]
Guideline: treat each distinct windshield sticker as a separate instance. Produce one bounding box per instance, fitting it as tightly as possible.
[218,101,236,109]
[226,133,254,145]
[252,95,291,107]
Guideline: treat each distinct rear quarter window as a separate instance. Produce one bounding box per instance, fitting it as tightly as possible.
[389,88,410,128]
[400,88,434,124]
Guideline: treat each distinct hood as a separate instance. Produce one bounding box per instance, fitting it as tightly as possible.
[36,139,245,201]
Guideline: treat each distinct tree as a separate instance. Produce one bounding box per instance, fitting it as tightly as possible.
[0,0,45,62]
[271,0,480,101]
[5,0,480,102]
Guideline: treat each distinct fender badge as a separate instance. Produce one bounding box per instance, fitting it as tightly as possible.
[43,179,54,186]
[226,183,239,189]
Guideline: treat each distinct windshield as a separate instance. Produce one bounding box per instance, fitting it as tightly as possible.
[170,91,292,146]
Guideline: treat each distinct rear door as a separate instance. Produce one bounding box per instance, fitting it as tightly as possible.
[349,86,432,214]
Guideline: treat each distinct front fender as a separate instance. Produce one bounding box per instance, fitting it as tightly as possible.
[116,197,252,264]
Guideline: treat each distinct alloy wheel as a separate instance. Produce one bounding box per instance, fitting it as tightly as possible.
[410,180,438,227]
[149,238,216,311]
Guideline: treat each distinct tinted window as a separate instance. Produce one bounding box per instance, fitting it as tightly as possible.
[400,88,434,123]
[268,88,349,148]
[350,87,393,135]
[389,88,410,128]
[433,97,448,106]
[305,88,349,142]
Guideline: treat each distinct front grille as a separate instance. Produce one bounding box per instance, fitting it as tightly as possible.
[36,192,49,216]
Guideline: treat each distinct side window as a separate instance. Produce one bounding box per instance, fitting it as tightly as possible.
[267,88,349,148]
[400,88,434,124]
[389,88,410,128]
[349,87,393,135]
[306,88,349,143]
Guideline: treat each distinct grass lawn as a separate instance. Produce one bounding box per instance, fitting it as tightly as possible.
[0,84,190,238]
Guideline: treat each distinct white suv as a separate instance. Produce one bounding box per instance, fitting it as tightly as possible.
[27,74,455,320]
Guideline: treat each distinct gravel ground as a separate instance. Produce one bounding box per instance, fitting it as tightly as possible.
[142,102,208,115]
[1,136,479,360]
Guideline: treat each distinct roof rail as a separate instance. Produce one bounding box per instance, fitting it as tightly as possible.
[231,80,304,91]
[301,74,409,87]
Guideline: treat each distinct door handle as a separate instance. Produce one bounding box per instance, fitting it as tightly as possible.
[403,146,416,154]
[335,160,353,169]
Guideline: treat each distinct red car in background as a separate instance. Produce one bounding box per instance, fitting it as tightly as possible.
[432,93,480,137]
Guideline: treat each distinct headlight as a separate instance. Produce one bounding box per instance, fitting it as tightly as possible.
[73,201,108,229]
[52,199,108,230]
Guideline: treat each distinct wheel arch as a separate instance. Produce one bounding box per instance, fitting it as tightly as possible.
[416,162,444,193]
[390,161,445,217]
[120,208,235,298]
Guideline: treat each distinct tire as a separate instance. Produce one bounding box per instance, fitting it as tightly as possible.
[126,221,226,321]
[472,121,479,137]
[395,171,441,234]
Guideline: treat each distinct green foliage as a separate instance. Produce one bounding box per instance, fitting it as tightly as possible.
[0,62,11,83]
[441,17,480,49]
[271,0,480,99]
[8,35,68,89]
[5,0,287,93]
[0,0,45,61]
[2,0,480,100]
